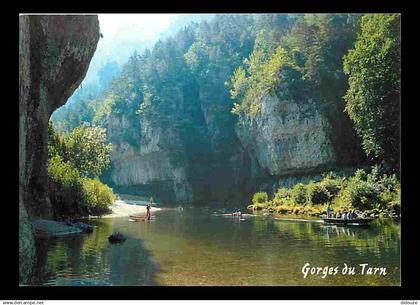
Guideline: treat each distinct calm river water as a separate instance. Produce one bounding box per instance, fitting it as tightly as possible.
[33,206,400,286]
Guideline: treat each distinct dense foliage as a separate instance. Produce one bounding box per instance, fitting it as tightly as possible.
[250,166,400,217]
[47,123,115,219]
[230,14,367,165]
[49,124,112,178]
[52,14,399,168]
[252,192,268,205]
[62,127,112,178]
[343,14,401,171]
[291,183,308,205]
[49,13,400,206]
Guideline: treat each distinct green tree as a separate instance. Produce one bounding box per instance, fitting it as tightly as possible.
[62,126,112,178]
[252,191,268,205]
[292,183,307,205]
[47,124,115,218]
[343,14,400,170]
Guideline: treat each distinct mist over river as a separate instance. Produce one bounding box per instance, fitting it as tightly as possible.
[32,205,400,286]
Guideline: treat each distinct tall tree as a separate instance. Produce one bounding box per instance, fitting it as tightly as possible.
[343,14,400,171]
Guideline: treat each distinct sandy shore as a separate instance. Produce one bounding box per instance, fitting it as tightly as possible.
[31,200,161,236]
[102,199,161,218]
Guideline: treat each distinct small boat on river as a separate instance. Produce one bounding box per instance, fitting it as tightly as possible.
[129,215,156,222]
[322,217,374,226]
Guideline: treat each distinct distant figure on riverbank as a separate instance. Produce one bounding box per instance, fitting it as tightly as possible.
[147,196,153,220]
[146,205,151,220]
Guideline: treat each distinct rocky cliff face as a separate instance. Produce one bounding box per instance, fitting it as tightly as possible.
[107,113,194,203]
[104,90,343,205]
[19,15,99,284]
[236,93,336,182]
[104,79,256,204]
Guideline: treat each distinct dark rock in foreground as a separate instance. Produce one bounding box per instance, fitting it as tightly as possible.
[109,232,126,244]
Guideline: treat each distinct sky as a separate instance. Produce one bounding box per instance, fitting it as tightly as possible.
[54,13,215,113]
[64,13,215,94]
[98,14,181,42]
[80,14,200,87]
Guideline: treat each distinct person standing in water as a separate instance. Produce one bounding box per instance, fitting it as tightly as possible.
[146,196,153,220]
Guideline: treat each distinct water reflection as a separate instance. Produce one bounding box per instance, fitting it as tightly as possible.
[33,218,162,286]
[33,207,400,286]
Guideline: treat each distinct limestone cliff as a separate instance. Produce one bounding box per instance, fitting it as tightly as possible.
[19,15,99,284]
[103,84,255,204]
[106,113,194,203]
[236,93,336,185]
[102,90,346,205]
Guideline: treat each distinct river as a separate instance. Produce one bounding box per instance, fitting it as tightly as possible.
[32,206,400,286]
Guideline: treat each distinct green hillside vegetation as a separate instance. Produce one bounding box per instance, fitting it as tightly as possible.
[250,166,400,218]
[343,14,400,170]
[49,13,400,214]
[230,14,366,165]
[47,123,115,219]
[248,14,400,217]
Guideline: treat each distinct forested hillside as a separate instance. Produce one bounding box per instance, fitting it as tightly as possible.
[50,13,400,205]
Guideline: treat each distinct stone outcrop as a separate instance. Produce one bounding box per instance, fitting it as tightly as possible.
[109,124,194,203]
[19,15,99,284]
[103,89,254,204]
[103,88,349,205]
[104,89,339,205]
[236,94,336,178]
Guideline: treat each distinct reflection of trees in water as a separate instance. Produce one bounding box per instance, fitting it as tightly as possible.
[269,219,400,258]
[33,210,400,286]
[33,218,162,286]
[321,221,400,257]
[33,236,68,284]
[255,219,400,286]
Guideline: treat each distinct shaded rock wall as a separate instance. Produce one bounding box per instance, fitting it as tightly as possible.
[104,86,255,205]
[108,114,194,203]
[236,94,336,179]
[19,15,99,284]
[105,91,339,205]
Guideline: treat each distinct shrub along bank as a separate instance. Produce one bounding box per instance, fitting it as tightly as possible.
[47,123,115,220]
[249,165,400,219]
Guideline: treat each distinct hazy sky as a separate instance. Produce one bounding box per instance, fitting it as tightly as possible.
[81,14,184,86]
[98,14,180,42]
[77,14,214,88]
